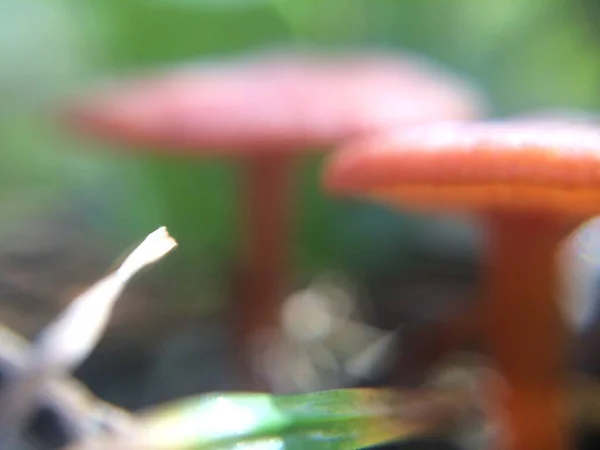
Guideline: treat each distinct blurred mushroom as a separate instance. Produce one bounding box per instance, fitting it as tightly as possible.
[323,119,600,450]
[63,48,485,389]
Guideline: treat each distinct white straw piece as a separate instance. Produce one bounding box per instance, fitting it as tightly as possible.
[34,226,177,371]
[0,323,134,439]
[0,226,176,446]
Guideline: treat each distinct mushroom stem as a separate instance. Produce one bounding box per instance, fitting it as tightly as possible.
[236,153,294,389]
[483,213,572,450]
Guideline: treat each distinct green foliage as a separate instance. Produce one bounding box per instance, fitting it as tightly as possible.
[82,389,434,449]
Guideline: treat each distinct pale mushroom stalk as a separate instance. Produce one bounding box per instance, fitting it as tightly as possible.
[0,227,176,446]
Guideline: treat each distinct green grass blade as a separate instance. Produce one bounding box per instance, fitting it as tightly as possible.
[73,388,453,449]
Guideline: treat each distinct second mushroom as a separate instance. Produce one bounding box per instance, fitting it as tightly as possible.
[323,119,600,450]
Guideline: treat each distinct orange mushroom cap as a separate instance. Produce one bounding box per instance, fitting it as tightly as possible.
[64,50,485,154]
[324,120,600,216]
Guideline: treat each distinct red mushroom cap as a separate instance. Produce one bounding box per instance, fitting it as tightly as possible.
[324,120,600,216]
[65,50,486,154]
